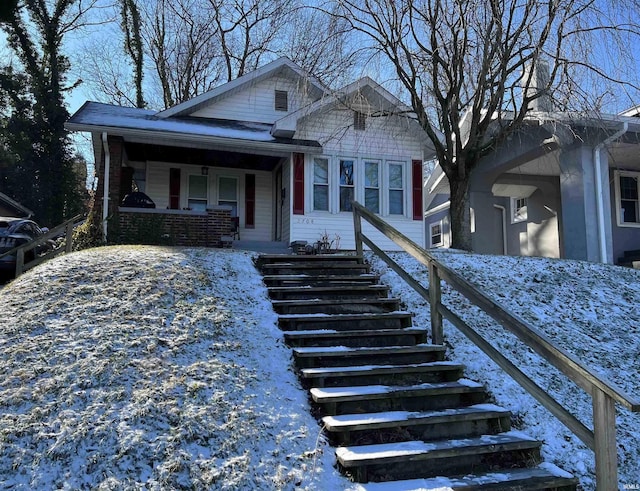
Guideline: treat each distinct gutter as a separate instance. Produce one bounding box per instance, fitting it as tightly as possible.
[594,122,628,263]
[101,132,110,242]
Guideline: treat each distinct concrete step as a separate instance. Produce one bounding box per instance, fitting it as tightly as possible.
[336,431,542,483]
[301,360,462,387]
[271,297,402,315]
[278,311,413,331]
[262,273,380,287]
[310,380,487,415]
[293,344,446,368]
[285,327,427,349]
[322,403,510,445]
[346,465,578,490]
[261,262,371,276]
[267,284,390,300]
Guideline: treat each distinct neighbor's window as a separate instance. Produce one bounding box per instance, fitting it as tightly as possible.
[354,111,366,131]
[188,175,208,211]
[618,172,640,224]
[218,176,238,217]
[339,159,355,212]
[511,197,527,223]
[275,90,288,111]
[388,162,404,215]
[429,221,443,247]
[364,160,380,213]
[313,157,329,211]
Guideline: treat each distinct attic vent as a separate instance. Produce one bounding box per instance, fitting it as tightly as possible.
[275,90,288,111]
[354,111,366,131]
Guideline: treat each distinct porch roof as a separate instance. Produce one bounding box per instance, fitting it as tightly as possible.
[66,101,322,155]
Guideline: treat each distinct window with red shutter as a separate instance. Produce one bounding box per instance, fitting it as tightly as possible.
[245,174,255,228]
[293,153,305,215]
[412,160,423,220]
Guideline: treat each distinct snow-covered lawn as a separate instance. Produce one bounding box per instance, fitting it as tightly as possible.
[0,245,638,490]
[0,246,349,490]
[366,250,640,490]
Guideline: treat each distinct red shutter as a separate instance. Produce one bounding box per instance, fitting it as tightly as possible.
[293,153,305,215]
[412,160,423,220]
[245,174,255,228]
[169,168,181,209]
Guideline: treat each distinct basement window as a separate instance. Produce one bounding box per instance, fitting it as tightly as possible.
[275,90,288,112]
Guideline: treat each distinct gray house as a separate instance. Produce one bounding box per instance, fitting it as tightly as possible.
[424,110,640,266]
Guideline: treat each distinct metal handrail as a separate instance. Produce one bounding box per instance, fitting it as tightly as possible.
[352,200,639,490]
[0,214,82,278]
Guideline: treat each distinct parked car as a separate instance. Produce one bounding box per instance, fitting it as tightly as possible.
[0,217,53,279]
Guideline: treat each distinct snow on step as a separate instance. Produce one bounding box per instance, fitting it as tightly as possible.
[323,404,508,430]
[278,311,412,319]
[287,327,427,338]
[310,380,483,402]
[302,361,458,376]
[336,431,538,466]
[349,463,576,490]
[294,343,444,356]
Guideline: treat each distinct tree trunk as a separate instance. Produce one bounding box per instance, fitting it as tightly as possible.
[448,174,473,251]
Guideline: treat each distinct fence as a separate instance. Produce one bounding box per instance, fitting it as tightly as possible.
[352,200,639,490]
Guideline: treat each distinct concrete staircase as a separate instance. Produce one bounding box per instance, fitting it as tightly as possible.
[256,253,579,490]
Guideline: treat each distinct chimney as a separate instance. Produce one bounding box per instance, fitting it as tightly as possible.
[523,60,552,112]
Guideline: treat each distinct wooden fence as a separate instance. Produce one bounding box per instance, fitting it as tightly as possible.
[352,200,639,491]
[0,214,82,279]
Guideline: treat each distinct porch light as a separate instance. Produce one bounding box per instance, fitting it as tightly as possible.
[201,166,208,176]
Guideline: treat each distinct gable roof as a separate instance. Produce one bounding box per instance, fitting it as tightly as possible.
[0,192,33,218]
[156,57,327,119]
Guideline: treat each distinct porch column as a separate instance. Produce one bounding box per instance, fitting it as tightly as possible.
[558,144,605,262]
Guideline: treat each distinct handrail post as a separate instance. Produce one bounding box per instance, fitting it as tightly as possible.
[15,247,24,278]
[593,387,618,490]
[428,261,443,344]
[352,205,363,261]
[65,221,74,253]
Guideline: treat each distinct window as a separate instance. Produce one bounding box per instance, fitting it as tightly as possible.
[218,176,238,216]
[313,157,329,211]
[188,175,208,210]
[618,172,640,224]
[511,197,527,223]
[275,90,288,111]
[388,162,404,215]
[364,160,380,213]
[429,221,443,247]
[354,111,366,131]
[339,159,355,211]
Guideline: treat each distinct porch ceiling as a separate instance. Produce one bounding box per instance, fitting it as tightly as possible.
[125,142,284,171]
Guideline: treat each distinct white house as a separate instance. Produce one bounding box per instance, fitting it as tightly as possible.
[66,57,435,251]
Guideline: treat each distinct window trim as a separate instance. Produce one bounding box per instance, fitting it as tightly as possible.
[363,159,381,214]
[187,174,209,211]
[275,90,288,112]
[614,170,640,228]
[312,156,330,212]
[387,161,406,216]
[217,175,239,217]
[510,197,527,223]
[338,157,356,213]
[429,220,444,248]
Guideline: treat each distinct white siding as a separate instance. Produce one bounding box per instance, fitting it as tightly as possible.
[145,162,273,241]
[191,76,317,124]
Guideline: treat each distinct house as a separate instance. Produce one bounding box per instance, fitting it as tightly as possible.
[66,58,435,251]
[0,192,34,218]
[424,109,640,266]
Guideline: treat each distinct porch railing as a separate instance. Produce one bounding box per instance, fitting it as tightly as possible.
[0,214,82,279]
[352,200,639,491]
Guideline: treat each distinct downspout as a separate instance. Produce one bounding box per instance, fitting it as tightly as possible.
[101,132,110,242]
[494,204,508,255]
[594,122,627,263]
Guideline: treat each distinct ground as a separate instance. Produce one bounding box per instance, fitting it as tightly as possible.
[0,246,638,490]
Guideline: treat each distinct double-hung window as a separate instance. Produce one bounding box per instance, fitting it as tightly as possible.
[617,171,640,225]
[429,221,444,247]
[339,159,355,212]
[364,160,380,213]
[511,197,527,223]
[188,175,208,211]
[313,157,329,211]
[388,162,404,215]
[218,176,238,217]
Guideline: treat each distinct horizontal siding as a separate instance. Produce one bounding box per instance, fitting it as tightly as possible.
[191,76,317,124]
[145,162,272,241]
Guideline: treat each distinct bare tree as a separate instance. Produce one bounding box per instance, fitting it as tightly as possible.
[120,0,144,108]
[330,0,640,250]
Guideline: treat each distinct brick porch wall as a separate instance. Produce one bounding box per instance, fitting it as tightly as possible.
[117,207,233,248]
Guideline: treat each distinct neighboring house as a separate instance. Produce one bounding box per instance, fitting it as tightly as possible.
[66,57,435,250]
[0,192,33,218]
[424,109,640,265]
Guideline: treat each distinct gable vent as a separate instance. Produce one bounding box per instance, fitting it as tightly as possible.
[275,90,288,111]
[354,111,366,131]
